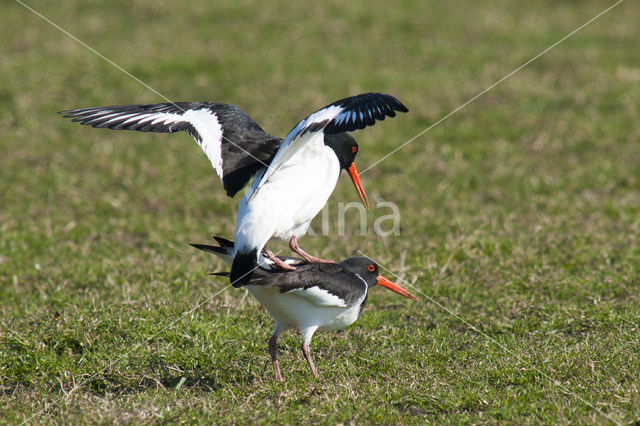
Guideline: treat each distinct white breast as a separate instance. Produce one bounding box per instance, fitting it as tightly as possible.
[234,133,340,252]
[246,285,365,333]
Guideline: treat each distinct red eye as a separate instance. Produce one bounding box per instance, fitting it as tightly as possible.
[367,264,375,272]
[351,146,357,153]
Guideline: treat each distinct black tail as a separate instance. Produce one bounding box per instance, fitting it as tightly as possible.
[189,243,227,255]
[212,236,234,249]
[230,249,258,287]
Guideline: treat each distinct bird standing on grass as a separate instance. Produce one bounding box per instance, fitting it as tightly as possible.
[60,93,408,286]
[191,237,417,381]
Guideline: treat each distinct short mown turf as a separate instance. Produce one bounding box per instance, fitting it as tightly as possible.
[1,0,639,423]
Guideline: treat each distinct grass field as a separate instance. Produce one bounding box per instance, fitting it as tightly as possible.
[2,0,640,423]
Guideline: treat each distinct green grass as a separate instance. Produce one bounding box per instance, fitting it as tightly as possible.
[2,0,640,423]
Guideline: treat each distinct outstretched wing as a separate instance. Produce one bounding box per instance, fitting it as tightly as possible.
[59,102,282,197]
[287,92,408,141]
[249,93,407,199]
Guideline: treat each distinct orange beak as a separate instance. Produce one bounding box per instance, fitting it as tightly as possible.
[376,274,418,301]
[347,163,369,208]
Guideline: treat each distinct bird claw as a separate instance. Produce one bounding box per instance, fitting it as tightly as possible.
[272,258,297,271]
[302,256,335,264]
[263,247,297,271]
[288,236,335,264]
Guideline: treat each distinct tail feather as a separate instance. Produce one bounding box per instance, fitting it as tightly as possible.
[190,236,306,285]
[230,248,258,287]
[189,243,227,255]
[190,240,234,265]
[212,236,234,249]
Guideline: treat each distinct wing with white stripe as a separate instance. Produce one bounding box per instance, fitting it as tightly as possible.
[60,102,282,197]
[250,93,407,198]
[250,263,368,307]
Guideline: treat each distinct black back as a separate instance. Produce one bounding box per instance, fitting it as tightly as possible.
[210,104,282,196]
[249,257,379,306]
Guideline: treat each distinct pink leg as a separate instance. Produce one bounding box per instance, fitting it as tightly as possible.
[289,236,335,264]
[263,247,296,271]
[268,329,283,382]
[301,340,319,378]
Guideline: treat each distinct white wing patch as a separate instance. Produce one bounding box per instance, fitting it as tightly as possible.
[181,109,224,179]
[286,286,348,307]
[61,105,226,181]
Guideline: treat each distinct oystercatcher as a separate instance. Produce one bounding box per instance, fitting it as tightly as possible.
[60,93,408,284]
[191,237,417,381]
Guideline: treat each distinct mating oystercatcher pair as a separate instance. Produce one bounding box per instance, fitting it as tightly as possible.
[61,92,414,380]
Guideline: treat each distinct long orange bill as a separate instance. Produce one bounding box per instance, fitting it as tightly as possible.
[376,274,418,301]
[347,163,369,208]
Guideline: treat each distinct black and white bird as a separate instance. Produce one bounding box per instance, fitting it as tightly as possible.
[60,93,408,285]
[191,237,417,381]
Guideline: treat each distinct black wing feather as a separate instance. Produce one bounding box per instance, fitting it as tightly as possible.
[60,102,282,197]
[250,263,367,306]
[291,92,408,140]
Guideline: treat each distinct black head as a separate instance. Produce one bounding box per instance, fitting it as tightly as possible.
[338,257,417,300]
[338,257,380,287]
[324,133,359,170]
[324,133,369,208]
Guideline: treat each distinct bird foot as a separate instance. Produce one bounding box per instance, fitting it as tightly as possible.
[302,341,319,379]
[272,257,297,271]
[273,360,284,382]
[263,247,296,271]
[269,332,284,382]
[288,236,335,264]
[300,254,335,264]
